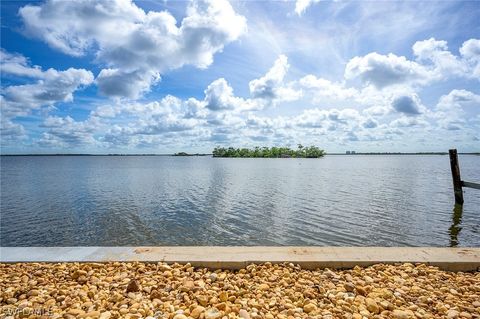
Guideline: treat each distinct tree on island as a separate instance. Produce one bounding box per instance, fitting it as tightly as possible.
[212,145,325,158]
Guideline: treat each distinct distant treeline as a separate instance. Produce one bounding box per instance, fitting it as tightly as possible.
[173,152,210,156]
[212,145,325,158]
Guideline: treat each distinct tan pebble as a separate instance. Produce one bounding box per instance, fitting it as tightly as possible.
[99,311,111,319]
[365,298,380,314]
[197,295,209,306]
[258,283,269,291]
[459,312,472,318]
[284,303,295,309]
[173,315,188,319]
[360,309,370,317]
[447,310,459,319]
[72,269,87,279]
[352,314,362,319]
[205,307,222,319]
[239,309,250,319]
[68,309,85,316]
[158,263,172,271]
[364,275,374,283]
[392,310,410,319]
[27,289,40,297]
[380,300,392,310]
[303,303,317,313]
[379,288,394,299]
[77,275,88,284]
[129,307,138,314]
[219,291,228,302]
[181,280,195,292]
[191,306,205,319]
[86,311,101,318]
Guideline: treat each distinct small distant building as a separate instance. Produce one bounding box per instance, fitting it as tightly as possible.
[351,151,356,154]
[346,151,351,154]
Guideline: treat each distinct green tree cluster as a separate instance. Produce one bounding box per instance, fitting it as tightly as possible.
[212,145,325,158]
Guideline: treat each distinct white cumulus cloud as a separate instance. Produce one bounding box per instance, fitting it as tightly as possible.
[460,39,480,78]
[413,38,467,78]
[1,50,94,118]
[19,0,247,99]
[345,52,431,89]
[294,0,323,15]
[345,38,480,90]
[204,78,245,111]
[249,55,290,99]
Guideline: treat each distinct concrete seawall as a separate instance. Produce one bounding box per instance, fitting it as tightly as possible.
[1,247,479,271]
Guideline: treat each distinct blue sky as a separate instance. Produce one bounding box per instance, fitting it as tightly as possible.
[1,0,479,154]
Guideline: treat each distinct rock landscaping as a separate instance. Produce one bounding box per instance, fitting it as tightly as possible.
[1,262,479,318]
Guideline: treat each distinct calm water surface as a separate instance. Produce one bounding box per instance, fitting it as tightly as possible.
[1,155,479,246]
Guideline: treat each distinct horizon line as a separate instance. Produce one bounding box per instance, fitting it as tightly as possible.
[1,152,479,156]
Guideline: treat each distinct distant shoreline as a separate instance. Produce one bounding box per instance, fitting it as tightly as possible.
[1,152,479,156]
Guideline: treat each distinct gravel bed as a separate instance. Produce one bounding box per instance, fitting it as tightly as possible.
[1,262,479,319]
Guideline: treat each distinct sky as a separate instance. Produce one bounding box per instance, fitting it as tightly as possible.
[1,0,479,154]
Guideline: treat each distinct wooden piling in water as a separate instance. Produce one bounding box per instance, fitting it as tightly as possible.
[449,149,464,205]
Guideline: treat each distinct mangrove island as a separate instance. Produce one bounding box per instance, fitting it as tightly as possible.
[212,145,325,158]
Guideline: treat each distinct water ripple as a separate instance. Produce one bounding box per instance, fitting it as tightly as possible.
[1,155,479,246]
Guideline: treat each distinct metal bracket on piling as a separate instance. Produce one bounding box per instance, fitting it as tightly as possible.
[462,181,480,190]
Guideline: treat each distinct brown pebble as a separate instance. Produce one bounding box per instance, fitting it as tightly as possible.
[126,279,140,292]
[356,285,368,296]
[150,289,162,299]
[344,282,355,292]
